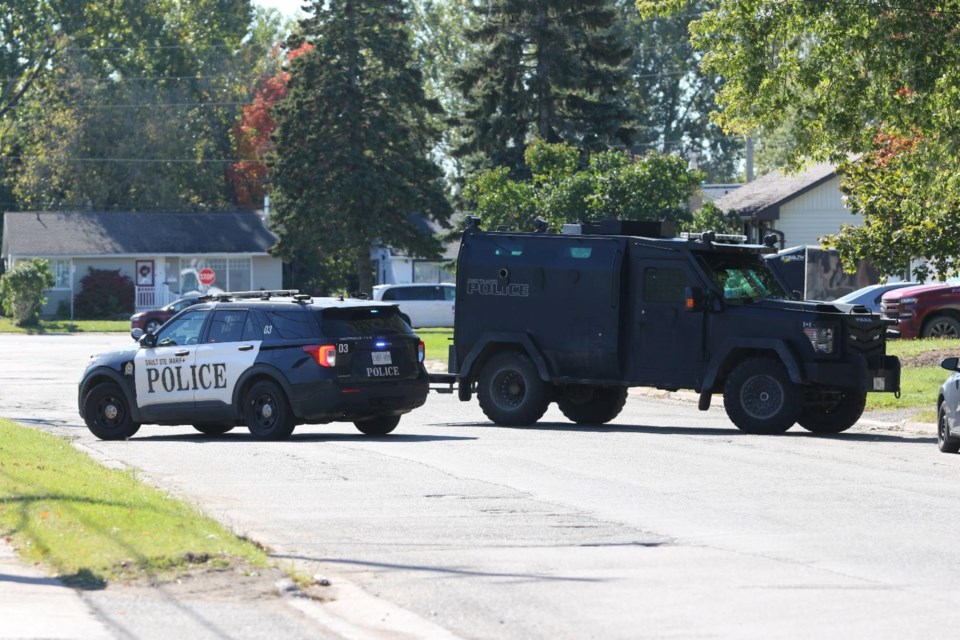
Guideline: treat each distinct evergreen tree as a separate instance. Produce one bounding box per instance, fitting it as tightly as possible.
[268,0,452,294]
[454,0,636,177]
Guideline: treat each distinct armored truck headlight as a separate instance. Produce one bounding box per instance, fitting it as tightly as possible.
[803,323,835,354]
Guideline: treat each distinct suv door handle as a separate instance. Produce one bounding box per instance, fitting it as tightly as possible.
[175,350,189,357]
[238,345,254,351]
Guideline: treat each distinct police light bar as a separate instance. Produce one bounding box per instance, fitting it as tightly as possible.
[681,231,748,244]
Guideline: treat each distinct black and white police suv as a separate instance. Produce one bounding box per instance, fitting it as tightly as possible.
[79,290,429,441]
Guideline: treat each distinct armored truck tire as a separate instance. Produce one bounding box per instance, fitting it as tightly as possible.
[83,382,141,440]
[243,380,296,440]
[354,414,401,435]
[193,424,235,435]
[557,385,628,424]
[922,315,960,339]
[723,357,802,434]
[938,404,960,453]
[478,351,550,426]
[796,387,866,434]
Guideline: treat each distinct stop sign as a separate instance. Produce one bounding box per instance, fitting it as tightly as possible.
[198,268,216,286]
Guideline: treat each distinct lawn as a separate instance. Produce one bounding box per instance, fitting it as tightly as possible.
[0,417,268,587]
[417,327,454,366]
[0,318,129,334]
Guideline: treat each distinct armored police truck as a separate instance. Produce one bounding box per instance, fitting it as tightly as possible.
[432,218,900,435]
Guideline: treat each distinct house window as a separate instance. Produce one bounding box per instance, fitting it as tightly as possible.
[51,260,71,290]
[180,257,250,293]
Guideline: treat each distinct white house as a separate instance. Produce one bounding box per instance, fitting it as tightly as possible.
[1,211,283,317]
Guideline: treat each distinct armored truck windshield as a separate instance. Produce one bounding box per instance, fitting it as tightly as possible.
[698,253,788,302]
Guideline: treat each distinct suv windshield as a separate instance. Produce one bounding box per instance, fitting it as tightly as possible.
[317,307,413,338]
[699,254,787,302]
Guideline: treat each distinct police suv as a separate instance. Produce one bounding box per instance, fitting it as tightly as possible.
[79,290,429,440]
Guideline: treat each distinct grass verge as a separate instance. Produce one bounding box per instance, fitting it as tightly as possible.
[0,418,268,588]
[417,327,454,366]
[0,318,129,334]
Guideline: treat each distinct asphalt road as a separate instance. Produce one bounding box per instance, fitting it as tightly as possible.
[2,333,959,639]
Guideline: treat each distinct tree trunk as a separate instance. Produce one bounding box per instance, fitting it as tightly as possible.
[355,245,373,298]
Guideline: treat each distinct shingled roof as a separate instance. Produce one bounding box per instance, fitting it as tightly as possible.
[2,211,276,257]
[713,162,837,221]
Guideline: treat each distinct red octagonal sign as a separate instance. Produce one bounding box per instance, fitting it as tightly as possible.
[198,268,216,286]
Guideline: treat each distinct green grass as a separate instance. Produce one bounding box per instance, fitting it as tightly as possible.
[0,318,129,334]
[417,327,454,365]
[0,418,268,587]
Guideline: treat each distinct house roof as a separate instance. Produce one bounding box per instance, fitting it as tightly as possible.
[2,211,277,257]
[713,162,837,221]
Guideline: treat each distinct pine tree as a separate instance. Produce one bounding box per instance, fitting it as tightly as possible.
[268,0,452,294]
[453,0,636,177]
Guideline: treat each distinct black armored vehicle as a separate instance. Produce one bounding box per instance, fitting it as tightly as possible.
[432,218,900,435]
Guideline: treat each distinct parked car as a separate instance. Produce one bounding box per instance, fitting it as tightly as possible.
[82,290,429,441]
[130,296,200,335]
[372,283,455,328]
[832,282,917,314]
[881,279,960,339]
[937,356,960,453]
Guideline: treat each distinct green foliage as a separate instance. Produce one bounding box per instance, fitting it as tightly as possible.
[636,0,960,284]
[620,1,743,182]
[464,139,701,231]
[74,268,134,319]
[269,0,452,295]
[454,0,636,176]
[685,201,740,235]
[0,259,54,326]
[2,0,266,212]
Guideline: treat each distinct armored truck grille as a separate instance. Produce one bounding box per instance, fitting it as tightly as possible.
[845,316,885,363]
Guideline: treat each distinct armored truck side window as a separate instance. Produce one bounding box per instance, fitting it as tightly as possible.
[643,267,689,304]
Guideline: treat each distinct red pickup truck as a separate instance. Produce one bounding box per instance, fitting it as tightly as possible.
[881,282,960,339]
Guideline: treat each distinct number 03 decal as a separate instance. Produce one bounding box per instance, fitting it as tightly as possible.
[337,343,349,353]
[263,325,273,335]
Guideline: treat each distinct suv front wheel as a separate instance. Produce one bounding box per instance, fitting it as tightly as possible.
[243,380,295,440]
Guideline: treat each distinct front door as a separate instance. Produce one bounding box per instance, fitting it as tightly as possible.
[193,309,260,420]
[134,309,209,422]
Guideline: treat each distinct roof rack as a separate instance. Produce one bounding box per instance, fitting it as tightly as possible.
[198,289,305,303]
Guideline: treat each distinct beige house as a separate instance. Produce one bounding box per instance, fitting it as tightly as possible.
[1,211,283,317]
[714,162,856,249]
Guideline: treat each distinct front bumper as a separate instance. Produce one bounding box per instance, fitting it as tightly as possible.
[803,355,901,393]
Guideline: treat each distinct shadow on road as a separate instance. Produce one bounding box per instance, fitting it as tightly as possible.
[434,420,936,444]
[131,432,477,444]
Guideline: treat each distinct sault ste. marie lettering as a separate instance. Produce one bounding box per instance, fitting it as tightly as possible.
[145,358,227,393]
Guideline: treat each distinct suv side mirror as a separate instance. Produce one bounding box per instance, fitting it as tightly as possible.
[139,333,158,348]
[942,357,959,372]
[684,286,705,312]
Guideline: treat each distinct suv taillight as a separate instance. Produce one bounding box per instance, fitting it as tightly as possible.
[418,340,425,363]
[303,345,337,367]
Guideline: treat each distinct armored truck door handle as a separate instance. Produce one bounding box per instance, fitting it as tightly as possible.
[238,345,254,351]
[175,350,189,357]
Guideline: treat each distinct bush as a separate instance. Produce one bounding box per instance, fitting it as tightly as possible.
[0,259,54,326]
[74,268,135,319]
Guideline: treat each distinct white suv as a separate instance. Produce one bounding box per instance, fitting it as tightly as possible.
[373,283,455,328]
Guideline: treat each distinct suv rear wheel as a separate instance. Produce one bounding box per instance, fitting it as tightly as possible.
[354,415,401,435]
[557,385,628,424]
[478,352,549,426]
[243,380,295,440]
[724,357,801,434]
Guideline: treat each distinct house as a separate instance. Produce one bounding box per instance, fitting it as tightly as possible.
[713,162,855,248]
[1,211,283,317]
[372,213,461,285]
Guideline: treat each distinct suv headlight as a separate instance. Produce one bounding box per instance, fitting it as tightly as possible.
[803,323,835,354]
[897,297,917,304]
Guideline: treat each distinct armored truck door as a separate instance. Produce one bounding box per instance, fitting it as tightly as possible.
[628,257,705,388]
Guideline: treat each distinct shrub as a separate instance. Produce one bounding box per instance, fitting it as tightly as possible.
[0,259,54,326]
[74,268,135,319]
